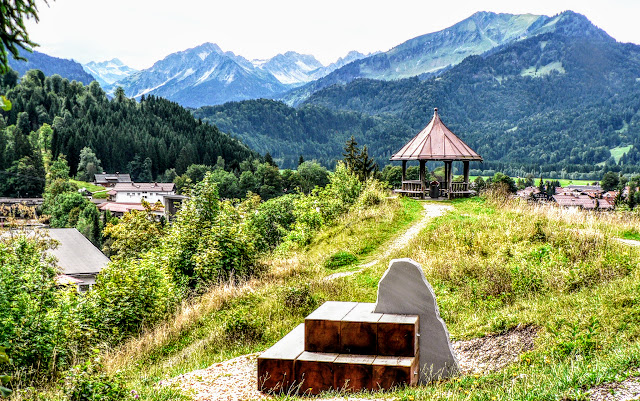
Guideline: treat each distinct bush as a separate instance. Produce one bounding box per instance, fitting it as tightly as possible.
[324,251,358,269]
[163,173,259,288]
[246,194,298,252]
[283,285,317,313]
[223,312,264,344]
[88,256,179,343]
[0,235,87,382]
[63,353,130,401]
[355,179,387,209]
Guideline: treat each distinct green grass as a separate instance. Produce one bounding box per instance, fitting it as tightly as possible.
[69,179,109,199]
[105,195,640,400]
[104,196,425,395]
[610,145,632,164]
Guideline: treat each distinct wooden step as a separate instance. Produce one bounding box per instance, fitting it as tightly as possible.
[295,351,338,395]
[306,301,419,357]
[377,314,419,357]
[372,355,419,389]
[333,354,376,392]
[257,324,304,394]
[305,301,357,353]
[340,303,383,355]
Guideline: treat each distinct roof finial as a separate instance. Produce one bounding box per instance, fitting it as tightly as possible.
[434,107,438,117]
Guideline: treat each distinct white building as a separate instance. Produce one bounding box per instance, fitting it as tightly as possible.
[107,182,176,204]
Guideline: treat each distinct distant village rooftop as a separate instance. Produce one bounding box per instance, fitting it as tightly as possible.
[94,173,131,186]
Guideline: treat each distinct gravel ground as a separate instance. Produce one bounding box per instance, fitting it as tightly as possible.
[452,325,538,375]
[588,376,640,401]
[164,325,537,400]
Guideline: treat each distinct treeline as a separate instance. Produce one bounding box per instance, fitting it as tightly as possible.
[193,99,415,169]
[0,69,257,196]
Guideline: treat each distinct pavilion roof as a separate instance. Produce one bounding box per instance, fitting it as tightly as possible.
[390,108,483,161]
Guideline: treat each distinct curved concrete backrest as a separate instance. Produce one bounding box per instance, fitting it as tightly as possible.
[374,258,459,383]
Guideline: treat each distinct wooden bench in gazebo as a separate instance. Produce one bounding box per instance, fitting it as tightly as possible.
[390,108,483,200]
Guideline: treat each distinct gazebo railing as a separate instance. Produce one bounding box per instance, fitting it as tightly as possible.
[400,180,424,193]
[395,180,473,198]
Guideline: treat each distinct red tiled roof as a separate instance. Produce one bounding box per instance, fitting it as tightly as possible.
[391,108,482,161]
[97,202,164,214]
[553,194,597,209]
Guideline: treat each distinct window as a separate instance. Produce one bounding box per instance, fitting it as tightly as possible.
[79,284,90,292]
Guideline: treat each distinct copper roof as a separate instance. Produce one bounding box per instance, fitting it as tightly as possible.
[391,108,482,161]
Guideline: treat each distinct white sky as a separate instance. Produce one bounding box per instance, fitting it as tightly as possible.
[24,0,640,70]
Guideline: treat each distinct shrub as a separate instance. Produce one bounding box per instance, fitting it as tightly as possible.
[324,251,358,270]
[88,256,179,343]
[223,312,264,344]
[164,173,259,288]
[246,194,298,252]
[0,235,87,382]
[63,353,130,401]
[283,285,317,313]
[354,179,387,209]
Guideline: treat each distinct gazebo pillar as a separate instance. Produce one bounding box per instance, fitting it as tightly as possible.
[419,160,426,194]
[401,160,407,182]
[463,161,470,184]
[445,161,453,199]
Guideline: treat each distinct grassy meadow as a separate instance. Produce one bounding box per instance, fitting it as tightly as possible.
[101,194,640,400]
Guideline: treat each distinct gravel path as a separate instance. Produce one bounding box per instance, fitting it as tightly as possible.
[589,376,640,401]
[614,238,640,246]
[324,203,452,281]
[165,325,537,400]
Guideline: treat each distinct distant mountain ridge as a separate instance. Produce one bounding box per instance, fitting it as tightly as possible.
[8,49,95,84]
[279,11,607,105]
[112,44,367,108]
[82,58,138,87]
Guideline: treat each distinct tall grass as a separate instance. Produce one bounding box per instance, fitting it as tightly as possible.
[101,196,423,387]
[104,193,640,400]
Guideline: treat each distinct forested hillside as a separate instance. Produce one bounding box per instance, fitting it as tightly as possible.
[199,12,640,178]
[193,99,414,169]
[0,69,257,196]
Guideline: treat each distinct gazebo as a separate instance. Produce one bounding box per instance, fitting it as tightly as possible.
[391,108,482,199]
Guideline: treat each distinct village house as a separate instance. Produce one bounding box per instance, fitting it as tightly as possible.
[98,182,185,219]
[8,228,112,292]
[552,193,614,211]
[107,182,176,203]
[94,173,132,188]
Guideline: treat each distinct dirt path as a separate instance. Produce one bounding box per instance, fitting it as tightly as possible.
[324,202,452,281]
[615,238,640,246]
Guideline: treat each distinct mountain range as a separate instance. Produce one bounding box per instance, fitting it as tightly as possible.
[109,45,367,108]
[82,58,138,87]
[195,11,640,177]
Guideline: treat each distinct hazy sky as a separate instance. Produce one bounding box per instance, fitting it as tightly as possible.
[24,0,640,70]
